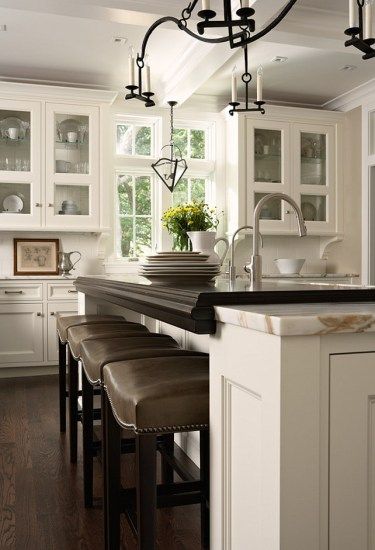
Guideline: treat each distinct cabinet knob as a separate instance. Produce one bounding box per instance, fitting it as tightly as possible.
[50,312,55,316]
[35,203,42,207]
[36,312,43,317]
[48,203,54,207]
[285,210,291,214]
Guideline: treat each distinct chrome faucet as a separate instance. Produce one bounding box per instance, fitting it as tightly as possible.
[229,225,263,284]
[245,193,307,285]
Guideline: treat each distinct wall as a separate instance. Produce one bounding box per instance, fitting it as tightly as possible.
[325,107,362,275]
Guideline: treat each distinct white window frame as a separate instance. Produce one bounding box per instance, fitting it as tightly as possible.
[114,114,158,159]
[172,120,215,162]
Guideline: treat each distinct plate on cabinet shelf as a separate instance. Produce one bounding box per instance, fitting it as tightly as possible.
[2,194,24,213]
[301,201,317,221]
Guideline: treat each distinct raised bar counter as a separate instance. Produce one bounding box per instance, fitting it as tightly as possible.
[75,275,375,334]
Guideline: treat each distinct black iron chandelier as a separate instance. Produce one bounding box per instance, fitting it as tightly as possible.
[345,0,375,59]
[151,101,188,192]
[125,0,298,113]
[229,45,265,115]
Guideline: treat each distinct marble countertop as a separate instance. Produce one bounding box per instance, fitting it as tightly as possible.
[214,302,375,336]
[0,276,76,280]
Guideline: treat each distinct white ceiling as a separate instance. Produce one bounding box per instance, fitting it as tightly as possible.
[0,0,371,108]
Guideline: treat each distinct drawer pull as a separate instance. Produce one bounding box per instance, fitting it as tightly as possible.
[68,290,78,294]
[4,290,23,294]
[50,312,55,316]
[35,203,42,207]
[36,312,43,317]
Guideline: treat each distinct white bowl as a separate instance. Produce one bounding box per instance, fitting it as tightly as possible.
[274,258,305,275]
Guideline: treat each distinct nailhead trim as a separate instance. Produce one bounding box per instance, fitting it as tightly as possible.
[104,385,208,435]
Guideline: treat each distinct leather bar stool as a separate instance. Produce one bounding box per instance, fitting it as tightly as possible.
[103,356,209,550]
[56,314,125,433]
[66,321,149,463]
[80,335,207,508]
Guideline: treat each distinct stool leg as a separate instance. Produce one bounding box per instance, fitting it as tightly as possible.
[161,433,174,484]
[136,434,157,550]
[104,392,121,550]
[82,369,94,508]
[68,349,79,463]
[200,430,210,548]
[58,340,67,433]
[101,386,108,543]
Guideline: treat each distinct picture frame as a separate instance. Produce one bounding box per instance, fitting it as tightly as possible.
[14,238,60,276]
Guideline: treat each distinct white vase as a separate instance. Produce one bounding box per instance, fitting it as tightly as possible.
[187,231,229,265]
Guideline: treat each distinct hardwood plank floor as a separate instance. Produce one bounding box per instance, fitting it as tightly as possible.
[0,375,202,549]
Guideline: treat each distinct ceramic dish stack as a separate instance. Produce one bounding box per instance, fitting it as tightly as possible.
[139,251,221,284]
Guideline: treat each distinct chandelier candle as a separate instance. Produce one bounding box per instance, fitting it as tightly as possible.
[144,56,151,93]
[257,66,263,102]
[231,67,238,103]
[365,1,373,40]
[202,0,211,10]
[128,46,135,87]
[349,0,357,27]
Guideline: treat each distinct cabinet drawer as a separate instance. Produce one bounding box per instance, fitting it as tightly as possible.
[47,282,78,301]
[0,283,43,301]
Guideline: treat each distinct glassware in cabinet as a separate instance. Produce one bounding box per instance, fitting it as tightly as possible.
[54,114,89,174]
[0,109,31,173]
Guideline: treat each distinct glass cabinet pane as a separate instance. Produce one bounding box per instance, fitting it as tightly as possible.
[54,184,89,216]
[254,129,281,183]
[301,195,326,222]
[0,110,31,172]
[55,114,89,174]
[255,192,282,220]
[0,182,31,214]
[301,132,326,185]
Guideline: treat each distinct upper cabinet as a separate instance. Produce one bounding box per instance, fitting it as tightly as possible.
[0,99,41,228]
[45,103,100,229]
[0,84,116,232]
[227,106,343,236]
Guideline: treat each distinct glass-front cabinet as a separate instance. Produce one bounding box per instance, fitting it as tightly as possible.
[247,118,337,234]
[293,123,335,233]
[247,120,292,231]
[45,103,99,228]
[0,99,41,228]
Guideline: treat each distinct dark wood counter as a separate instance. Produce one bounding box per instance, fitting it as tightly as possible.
[75,275,375,334]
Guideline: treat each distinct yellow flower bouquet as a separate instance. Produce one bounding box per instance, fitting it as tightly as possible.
[162,201,220,251]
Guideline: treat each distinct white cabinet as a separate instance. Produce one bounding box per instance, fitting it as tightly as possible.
[0,83,116,232]
[330,352,375,550]
[45,103,100,229]
[0,279,77,369]
[0,98,42,229]
[0,302,44,363]
[226,105,343,236]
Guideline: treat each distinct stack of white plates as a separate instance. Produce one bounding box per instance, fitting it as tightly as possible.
[139,251,221,284]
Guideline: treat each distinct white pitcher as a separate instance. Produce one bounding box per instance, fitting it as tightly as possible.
[187,231,229,265]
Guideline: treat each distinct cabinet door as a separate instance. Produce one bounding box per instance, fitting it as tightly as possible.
[0,303,43,364]
[293,123,336,233]
[47,302,78,362]
[330,352,375,550]
[247,119,292,232]
[0,99,42,228]
[45,103,99,229]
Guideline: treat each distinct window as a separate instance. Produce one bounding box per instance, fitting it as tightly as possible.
[116,173,153,258]
[172,127,207,160]
[173,177,208,205]
[116,123,153,156]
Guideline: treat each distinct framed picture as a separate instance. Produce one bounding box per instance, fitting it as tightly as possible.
[14,238,60,276]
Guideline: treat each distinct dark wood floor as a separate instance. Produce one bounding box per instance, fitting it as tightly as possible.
[0,375,202,549]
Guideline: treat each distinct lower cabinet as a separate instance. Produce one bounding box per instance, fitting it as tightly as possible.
[0,280,77,369]
[0,303,44,363]
[47,302,78,362]
[329,352,375,550]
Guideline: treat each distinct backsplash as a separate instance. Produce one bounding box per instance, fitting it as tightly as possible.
[0,233,104,277]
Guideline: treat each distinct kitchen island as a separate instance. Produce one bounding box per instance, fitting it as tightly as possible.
[76,275,375,550]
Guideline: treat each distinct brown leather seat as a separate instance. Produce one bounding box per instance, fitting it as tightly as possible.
[81,334,207,385]
[56,314,125,343]
[67,322,149,359]
[103,356,209,434]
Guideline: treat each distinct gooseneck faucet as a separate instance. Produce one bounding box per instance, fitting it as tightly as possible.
[229,225,264,283]
[246,193,307,285]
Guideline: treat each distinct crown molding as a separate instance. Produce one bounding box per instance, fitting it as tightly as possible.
[0,79,118,104]
[323,77,375,112]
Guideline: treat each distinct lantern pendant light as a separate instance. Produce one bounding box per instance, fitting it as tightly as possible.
[152,101,188,193]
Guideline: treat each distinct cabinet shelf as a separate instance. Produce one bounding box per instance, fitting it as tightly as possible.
[255,153,281,160]
[301,156,326,164]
